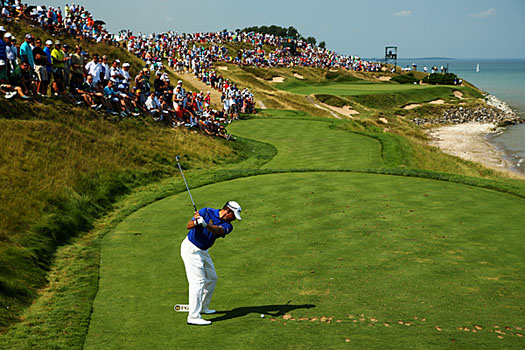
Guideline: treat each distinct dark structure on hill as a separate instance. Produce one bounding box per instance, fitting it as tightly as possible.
[385,46,398,70]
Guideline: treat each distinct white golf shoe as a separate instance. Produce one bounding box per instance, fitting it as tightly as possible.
[202,309,216,314]
[187,317,212,326]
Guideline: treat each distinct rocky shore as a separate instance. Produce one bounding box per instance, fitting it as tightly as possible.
[412,94,523,126]
[424,94,525,178]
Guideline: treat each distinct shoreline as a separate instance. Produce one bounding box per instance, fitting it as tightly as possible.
[427,95,525,179]
[427,122,523,178]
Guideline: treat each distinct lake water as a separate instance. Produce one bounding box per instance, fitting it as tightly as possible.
[398,58,525,174]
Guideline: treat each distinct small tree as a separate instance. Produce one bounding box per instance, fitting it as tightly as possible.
[287,26,300,38]
[319,41,326,49]
[306,36,317,46]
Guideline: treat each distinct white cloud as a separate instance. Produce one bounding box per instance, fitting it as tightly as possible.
[393,10,412,17]
[470,8,496,19]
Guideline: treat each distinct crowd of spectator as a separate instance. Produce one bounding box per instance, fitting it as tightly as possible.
[122,29,380,115]
[126,32,257,117]
[1,1,119,44]
[2,2,384,137]
[124,30,382,73]
[0,1,236,139]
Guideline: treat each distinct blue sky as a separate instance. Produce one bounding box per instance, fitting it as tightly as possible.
[44,0,524,58]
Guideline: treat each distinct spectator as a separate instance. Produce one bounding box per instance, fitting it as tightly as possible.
[69,45,84,87]
[100,54,110,85]
[0,58,17,98]
[42,40,53,90]
[8,61,35,99]
[61,43,71,89]
[145,90,161,119]
[131,88,147,114]
[51,40,67,93]
[85,53,102,84]
[32,38,49,96]
[103,79,120,114]
[116,83,135,116]
[121,62,131,87]
[19,33,34,69]
[109,59,124,84]
[4,33,17,71]
[1,5,12,20]
[0,64,18,99]
[134,67,150,104]
[0,27,8,73]
[174,102,197,127]
[153,70,165,95]
[76,74,104,109]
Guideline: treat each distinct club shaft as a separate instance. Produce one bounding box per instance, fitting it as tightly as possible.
[176,160,197,212]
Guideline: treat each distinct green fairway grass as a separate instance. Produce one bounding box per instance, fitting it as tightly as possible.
[276,78,443,96]
[227,119,384,169]
[84,172,524,350]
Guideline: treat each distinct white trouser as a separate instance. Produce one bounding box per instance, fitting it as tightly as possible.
[180,236,217,320]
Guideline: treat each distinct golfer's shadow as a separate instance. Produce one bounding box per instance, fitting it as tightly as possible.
[209,303,315,322]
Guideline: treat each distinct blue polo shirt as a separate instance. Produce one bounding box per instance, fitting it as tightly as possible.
[187,207,233,250]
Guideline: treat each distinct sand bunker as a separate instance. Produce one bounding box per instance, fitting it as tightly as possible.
[217,66,228,71]
[378,76,392,82]
[335,105,360,116]
[403,104,421,110]
[258,100,268,109]
[270,76,285,83]
[454,91,464,99]
[318,101,359,117]
[428,99,445,105]
[293,73,304,80]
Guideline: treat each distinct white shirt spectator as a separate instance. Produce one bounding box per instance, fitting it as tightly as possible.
[85,60,103,84]
[121,64,131,85]
[6,44,17,62]
[101,59,110,81]
[110,66,124,84]
[145,94,160,111]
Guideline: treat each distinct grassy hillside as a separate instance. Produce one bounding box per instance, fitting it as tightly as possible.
[0,18,250,329]
[0,95,251,326]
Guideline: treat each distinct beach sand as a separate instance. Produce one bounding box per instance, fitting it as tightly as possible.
[428,122,525,179]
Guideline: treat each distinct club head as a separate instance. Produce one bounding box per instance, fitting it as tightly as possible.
[176,155,180,162]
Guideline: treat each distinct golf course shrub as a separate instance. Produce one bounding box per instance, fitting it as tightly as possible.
[315,94,347,107]
[391,72,420,84]
[422,73,458,85]
[325,71,362,82]
[350,87,454,109]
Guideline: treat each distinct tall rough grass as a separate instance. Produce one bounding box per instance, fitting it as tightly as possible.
[0,96,238,328]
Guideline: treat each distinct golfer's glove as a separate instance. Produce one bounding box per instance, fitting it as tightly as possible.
[195,216,207,227]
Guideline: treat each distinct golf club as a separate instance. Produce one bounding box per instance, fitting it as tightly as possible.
[175,155,197,212]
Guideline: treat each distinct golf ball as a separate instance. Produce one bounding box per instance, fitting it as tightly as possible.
[260,314,265,318]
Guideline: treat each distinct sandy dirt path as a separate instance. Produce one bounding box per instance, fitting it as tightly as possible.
[169,70,223,107]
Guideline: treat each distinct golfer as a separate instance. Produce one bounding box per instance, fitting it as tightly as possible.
[181,201,242,326]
